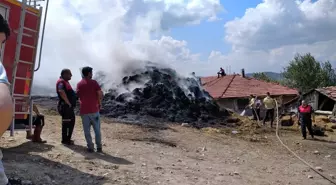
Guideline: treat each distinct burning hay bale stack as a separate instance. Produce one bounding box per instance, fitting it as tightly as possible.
[100,65,228,126]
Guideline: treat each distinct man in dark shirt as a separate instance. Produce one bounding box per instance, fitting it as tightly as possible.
[77,67,103,153]
[298,100,314,139]
[56,69,77,145]
[217,67,226,78]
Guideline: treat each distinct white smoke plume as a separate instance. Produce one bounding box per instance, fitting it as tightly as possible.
[33,0,222,93]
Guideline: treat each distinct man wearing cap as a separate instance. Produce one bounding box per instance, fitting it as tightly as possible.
[77,67,103,153]
[56,69,77,145]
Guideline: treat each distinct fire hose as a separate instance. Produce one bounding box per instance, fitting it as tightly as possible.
[251,100,336,184]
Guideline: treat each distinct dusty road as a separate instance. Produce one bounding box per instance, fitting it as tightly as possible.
[1,111,335,185]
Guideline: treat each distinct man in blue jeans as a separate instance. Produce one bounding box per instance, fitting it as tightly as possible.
[76,67,103,153]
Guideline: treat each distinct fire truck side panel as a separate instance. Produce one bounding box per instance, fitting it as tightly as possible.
[0,0,40,119]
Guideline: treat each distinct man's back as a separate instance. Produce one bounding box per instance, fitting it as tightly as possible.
[77,79,101,115]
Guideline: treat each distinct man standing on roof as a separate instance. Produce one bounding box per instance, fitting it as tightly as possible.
[298,100,315,140]
[263,92,276,127]
[56,69,77,145]
[217,67,226,78]
[0,13,17,185]
[77,67,103,153]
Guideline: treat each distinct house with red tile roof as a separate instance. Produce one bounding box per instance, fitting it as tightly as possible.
[200,70,298,112]
[286,86,336,115]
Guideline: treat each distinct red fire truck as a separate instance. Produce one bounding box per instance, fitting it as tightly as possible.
[0,0,49,136]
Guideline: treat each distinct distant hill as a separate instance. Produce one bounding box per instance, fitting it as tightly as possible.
[246,72,283,81]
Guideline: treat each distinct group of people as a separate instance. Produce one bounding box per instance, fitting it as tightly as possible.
[248,92,276,127]
[0,13,318,185]
[248,91,315,140]
[19,66,104,153]
[56,67,103,153]
[0,14,104,184]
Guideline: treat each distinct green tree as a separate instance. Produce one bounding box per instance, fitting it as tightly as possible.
[282,53,336,92]
[252,72,278,83]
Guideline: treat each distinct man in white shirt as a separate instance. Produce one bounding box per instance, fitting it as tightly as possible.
[254,97,262,120]
[0,13,14,185]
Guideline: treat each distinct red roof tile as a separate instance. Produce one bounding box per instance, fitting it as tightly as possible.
[316,86,336,101]
[201,75,298,99]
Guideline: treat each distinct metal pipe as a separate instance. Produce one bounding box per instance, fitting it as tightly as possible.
[27,6,43,117]
[34,0,49,72]
[29,99,33,133]
[10,0,28,137]
[11,0,27,95]
[10,98,16,136]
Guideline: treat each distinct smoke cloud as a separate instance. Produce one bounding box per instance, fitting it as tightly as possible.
[33,0,222,92]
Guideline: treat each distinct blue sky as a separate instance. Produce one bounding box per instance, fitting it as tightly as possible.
[170,0,262,59]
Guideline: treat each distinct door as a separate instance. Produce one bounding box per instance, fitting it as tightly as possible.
[0,4,8,63]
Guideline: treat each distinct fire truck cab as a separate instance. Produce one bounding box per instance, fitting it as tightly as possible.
[0,0,49,136]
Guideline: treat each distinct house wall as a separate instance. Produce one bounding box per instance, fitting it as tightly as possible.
[216,95,297,115]
[304,91,319,110]
[216,98,238,111]
[284,91,320,113]
[281,95,298,105]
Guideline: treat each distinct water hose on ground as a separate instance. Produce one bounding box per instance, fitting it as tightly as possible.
[272,100,336,184]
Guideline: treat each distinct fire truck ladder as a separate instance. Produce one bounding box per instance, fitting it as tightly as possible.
[9,0,49,136]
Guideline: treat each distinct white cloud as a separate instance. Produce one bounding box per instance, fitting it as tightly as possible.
[204,39,336,75]
[213,0,336,74]
[224,0,336,50]
[33,0,336,92]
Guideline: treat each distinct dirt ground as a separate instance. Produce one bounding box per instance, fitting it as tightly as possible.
[1,109,336,185]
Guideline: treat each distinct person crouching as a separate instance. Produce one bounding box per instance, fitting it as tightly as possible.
[25,103,46,143]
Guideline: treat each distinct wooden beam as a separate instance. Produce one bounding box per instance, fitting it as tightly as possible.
[332,103,336,117]
[313,91,319,110]
[315,110,332,115]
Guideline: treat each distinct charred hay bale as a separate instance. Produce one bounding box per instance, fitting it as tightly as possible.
[100,64,228,125]
[122,74,143,85]
[115,93,133,102]
[126,101,141,111]
[132,88,143,97]
[144,108,164,117]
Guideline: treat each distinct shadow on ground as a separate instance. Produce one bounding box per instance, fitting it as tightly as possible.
[2,142,108,185]
[309,138,336,144]
[3,141,54,153]
[65,144,133,165]
[129,137,177,147]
